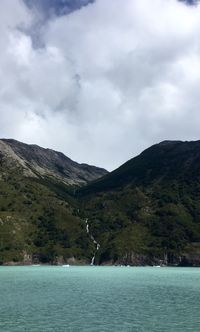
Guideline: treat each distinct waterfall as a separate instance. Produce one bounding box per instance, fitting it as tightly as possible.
[91,256,95,266]
[85,218,100,265]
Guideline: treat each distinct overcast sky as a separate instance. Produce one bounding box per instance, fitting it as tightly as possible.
[1,0,200,170]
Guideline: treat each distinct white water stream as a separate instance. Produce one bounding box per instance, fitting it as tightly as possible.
[85,218,100,265]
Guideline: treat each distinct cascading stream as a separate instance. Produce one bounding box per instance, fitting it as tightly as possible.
[85,218,100,265]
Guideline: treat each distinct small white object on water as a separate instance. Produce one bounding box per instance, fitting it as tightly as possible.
[32,264,40,267]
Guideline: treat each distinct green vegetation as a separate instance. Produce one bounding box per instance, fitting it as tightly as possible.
[1,139,200,265]
[0,168,93,264]
[78,141,200,265]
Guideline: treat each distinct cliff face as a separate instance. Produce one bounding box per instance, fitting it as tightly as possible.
[0,139,108,185]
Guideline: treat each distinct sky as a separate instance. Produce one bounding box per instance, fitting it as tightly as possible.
[1,0,200,170]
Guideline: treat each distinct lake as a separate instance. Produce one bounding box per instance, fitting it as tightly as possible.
[0,266,200,331]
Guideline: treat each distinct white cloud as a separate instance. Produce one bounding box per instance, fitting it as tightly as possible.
[1,0,200,170]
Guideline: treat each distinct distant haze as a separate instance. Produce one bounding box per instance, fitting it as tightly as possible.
[1,0,200,170]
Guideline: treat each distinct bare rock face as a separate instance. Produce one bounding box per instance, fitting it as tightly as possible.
[0,139,108,185]
[0,140,37,178]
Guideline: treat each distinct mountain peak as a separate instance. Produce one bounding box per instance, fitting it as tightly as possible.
[80,139,200,194]
[157,140,183,146]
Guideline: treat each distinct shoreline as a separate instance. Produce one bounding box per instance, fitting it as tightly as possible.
[1,263,200,267]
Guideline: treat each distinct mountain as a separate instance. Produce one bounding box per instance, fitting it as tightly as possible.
[80,140,200,193]
[79,140,200,266]
[0,139,108,185]
[0,139,107,265]
[1,139,200,266]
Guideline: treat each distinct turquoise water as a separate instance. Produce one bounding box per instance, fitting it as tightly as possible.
[0,266,200,332]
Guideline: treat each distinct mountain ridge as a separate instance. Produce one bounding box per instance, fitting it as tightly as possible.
[79,139,200,194]
[1,138,200,266]
[78,139,200,266]
[0,138,108,186]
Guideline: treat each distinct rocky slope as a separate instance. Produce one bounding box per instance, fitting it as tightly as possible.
[0,139,107,265]
[0,139,108,185]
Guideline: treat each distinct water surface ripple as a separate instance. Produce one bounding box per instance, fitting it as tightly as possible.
[0,266,200,331]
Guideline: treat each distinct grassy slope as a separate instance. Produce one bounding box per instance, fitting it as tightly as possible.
[78,141,200,265]
[1,140,200,265]
[0,165,94,264]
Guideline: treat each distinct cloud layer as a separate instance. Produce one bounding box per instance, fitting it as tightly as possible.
[24,0,94,19]
[1,0,200,169]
